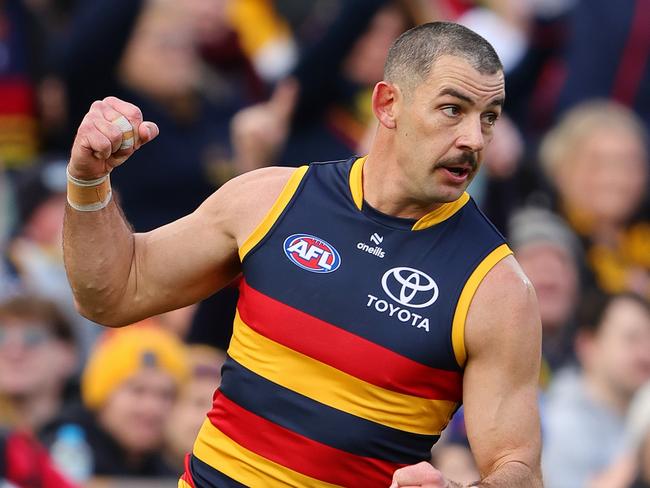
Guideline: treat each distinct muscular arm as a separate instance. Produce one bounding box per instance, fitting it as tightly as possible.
[391,256,542,488]
[461,255,543,487]
[63,97,294,326]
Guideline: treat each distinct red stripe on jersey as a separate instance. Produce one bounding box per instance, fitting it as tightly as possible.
[208,391,404,486]
[238,279,462,401]
[181,454,196,487]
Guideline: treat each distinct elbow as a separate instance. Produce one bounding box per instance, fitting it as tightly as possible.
[71,295,133,328]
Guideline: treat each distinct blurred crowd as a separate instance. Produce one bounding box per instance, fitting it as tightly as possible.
[0,0,649,487]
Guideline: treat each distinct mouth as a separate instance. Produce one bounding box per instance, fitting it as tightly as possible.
[439,164,472,182]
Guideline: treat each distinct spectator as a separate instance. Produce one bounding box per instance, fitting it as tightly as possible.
[587,382,650,488]
[0,428,77,488]
[58,0,245,231]
[41,323,188,478]
[542,292,650,488]
[0,295,77,432]
[230,1,409,171]
[509,206,582,374]
[539,100,650,298]
[163,345,226,472]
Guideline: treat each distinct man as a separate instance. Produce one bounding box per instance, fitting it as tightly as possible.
[542,292,650,488]
[63,22,542,487]
[508,206,581,373]
[0,295,77,432]
[41,323,188,478]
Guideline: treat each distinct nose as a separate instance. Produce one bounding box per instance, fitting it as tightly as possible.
[455,117,485,153]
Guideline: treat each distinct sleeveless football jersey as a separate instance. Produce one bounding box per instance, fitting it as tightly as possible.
[180,157,511,488]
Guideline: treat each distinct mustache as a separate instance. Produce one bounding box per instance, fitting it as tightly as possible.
[435,154,478,171]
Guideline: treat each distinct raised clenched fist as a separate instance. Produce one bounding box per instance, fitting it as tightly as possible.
[69,96,159,180]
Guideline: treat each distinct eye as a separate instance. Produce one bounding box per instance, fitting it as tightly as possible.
[482,112,499,126]
[441,106,461,117]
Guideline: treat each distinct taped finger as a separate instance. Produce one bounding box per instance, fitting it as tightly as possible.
[112,115,135,150]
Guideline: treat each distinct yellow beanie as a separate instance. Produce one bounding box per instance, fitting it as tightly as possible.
[82,322,189,410]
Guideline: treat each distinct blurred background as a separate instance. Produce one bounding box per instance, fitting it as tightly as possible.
[0,0,649,487]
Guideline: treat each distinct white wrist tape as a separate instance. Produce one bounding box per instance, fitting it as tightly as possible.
[66,166,112,211]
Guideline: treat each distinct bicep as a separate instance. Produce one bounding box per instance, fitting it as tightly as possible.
[121,166,296,323]
[461,256,542,478]
[129,203,241,318]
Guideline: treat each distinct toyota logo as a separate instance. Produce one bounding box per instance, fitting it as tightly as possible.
[381,267,439,308]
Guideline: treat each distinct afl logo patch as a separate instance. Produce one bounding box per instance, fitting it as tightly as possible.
[283,234,341,273]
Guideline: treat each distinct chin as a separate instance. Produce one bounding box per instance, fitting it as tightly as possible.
[432,187,465,203]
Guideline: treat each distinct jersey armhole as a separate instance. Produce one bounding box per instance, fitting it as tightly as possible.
[238,166,309,262]
[451,244,513,368]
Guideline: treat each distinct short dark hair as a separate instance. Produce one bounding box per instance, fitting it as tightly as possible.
[384,22,502,91]
[578,289,650,334]
[0,295,74,343]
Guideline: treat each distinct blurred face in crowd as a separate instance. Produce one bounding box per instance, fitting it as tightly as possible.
[580,297,650,399]
[165,347,224,462]
[558,127,647,226]
[344,5,408,85]
[516,243,578,331]
[98,368,177,455]
[165,375,219,460]
[120,3,200,99]
[185,0,229,44]
[0,316,73,397]
[22,194,66,247]
[385,55,504,206]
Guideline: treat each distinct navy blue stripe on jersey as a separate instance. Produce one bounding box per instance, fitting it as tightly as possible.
[242,158,507,371]
[189,454,248,488]
[218,357,437,464]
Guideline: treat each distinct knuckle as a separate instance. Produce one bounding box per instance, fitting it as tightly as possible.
[126,106,143,122]
[90,100,104,112]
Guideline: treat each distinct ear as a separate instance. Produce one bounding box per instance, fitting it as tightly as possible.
[372,81,400,129]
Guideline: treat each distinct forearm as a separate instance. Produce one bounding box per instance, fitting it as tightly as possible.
[63,196,136,326]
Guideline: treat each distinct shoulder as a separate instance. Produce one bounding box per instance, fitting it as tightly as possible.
[465,255,541,360]
[194,166,305,244]
[216,166,299,203]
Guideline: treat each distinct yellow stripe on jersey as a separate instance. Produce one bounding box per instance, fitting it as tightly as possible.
[193,419,342,488]
[178,479,193,488]
[228,312,457,435]
[349,156,366,210]
[239,166,309,261]
[451,244,513,367]
[412,192,470,230]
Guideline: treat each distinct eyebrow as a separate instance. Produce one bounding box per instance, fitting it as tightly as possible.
[438,87,505,108]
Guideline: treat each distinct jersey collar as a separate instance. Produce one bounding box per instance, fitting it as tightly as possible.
[348,156,470,231]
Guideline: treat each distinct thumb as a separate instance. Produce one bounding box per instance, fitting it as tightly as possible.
[392,462,444,487]
[268,77,300,121]
[138,121,159,146]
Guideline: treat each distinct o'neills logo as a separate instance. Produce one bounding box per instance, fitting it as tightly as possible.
[356,242,385,258]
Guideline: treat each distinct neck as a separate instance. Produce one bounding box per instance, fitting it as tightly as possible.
[364,143,445,220]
